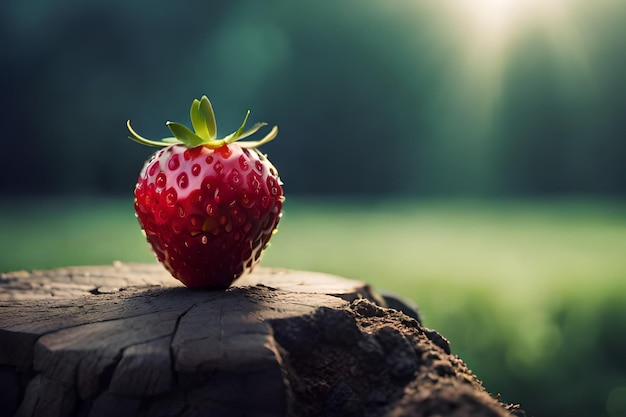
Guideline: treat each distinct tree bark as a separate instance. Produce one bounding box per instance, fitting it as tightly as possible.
[0,262,523,417]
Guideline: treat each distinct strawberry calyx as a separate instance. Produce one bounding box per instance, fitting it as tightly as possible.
[127,96,278,149]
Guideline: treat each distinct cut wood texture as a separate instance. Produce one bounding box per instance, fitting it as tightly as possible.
[0,262,524,417]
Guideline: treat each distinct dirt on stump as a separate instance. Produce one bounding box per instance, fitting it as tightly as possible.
[271,299,525,417]
[0,263,526,417]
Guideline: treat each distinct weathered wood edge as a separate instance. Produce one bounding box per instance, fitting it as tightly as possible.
[0,262,522,417]
[0,263,394,416]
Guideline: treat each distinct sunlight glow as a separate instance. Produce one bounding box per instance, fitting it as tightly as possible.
[452,0,579,43]
[442,0,586,133]
[458,0,530,39]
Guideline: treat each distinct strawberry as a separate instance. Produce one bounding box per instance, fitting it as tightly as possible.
[127,96,284,289]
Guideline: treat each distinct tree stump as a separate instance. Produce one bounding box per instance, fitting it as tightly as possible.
[0,262,524,417]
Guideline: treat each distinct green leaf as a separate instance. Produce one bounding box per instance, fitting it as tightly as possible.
[223,110,251,143]
[238,125,279,149]
[128,96,278,151]
[126,120,171,147]
[127,135,167,147]
[161,137,181,144]
[189,99,210,140]
[199,96,217,139]
[236,122,268,141]
[166,121,205,147]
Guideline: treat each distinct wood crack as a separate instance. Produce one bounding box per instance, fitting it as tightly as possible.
[0,264,522,417]
[170,303,197,389]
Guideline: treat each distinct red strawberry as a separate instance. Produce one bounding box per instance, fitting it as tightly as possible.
[127,96,284,289]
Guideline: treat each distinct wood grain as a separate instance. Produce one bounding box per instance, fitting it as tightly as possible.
[0,262,522,417]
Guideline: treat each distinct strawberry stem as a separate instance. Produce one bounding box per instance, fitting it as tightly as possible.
[127,95,278,149]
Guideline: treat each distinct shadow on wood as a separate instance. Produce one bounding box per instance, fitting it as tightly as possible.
[0,262,524,417]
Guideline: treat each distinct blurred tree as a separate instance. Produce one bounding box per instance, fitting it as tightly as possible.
[0,0,624,196]
[494,33,578,195]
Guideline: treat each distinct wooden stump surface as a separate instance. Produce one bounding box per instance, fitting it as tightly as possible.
[0,262,523,417]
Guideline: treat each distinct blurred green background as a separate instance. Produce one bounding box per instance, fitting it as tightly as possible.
[1,1,625,416]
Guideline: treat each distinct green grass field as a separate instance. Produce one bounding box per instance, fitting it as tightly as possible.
[1,197,625,416]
